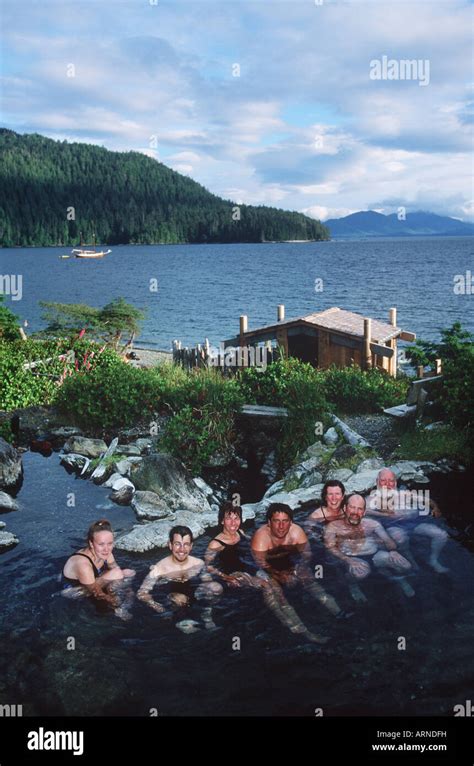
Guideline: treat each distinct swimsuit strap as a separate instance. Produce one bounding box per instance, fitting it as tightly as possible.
[211,534,241,547]
[70,552,102,577]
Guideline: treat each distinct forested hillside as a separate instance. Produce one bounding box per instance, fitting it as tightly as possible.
[0,129,329,246]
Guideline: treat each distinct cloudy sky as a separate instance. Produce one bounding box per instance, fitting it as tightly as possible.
[1,0,473,221]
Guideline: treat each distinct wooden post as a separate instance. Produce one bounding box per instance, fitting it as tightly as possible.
[388,308,397,378]
[239,315,248,348]
[364,318,372,369]
[417,365,424,379]
[435,358,442,375]
[277,304,285,322]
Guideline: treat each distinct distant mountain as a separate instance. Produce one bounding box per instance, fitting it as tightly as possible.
[0,129,329,247]
[325,210,474,238]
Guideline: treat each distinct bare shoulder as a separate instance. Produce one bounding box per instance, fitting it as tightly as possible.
[308,508,324,520]
[363,518,381,532]
[251,525,270,550]
[187,556,204,569]
[150,558,171,577]
[324,519,343,538]
[290,523,308,544]
[207,539,224,551]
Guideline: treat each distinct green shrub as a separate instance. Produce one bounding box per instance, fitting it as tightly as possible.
[55,357,158,431]
[320,365,408,413]
[159,370,245,474]
[239,358,331,469]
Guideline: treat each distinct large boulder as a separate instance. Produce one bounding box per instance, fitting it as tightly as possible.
[114,457,143,476]
[0,491,19,512]
[0,437,23,490]
[63,436,108,459]
[344,470,380,495]
[0,530,19,550]
[323,427,339,446]
[131,491,171,520]
[130,454,212,514]
[115,444,141,457]
[116,510,216,552]
[108,477,135,505]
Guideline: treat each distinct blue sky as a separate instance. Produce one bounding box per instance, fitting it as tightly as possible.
[1,0,473,221]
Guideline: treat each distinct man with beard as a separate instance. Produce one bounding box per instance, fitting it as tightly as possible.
[368,468,448,573]
[324,493,414,599]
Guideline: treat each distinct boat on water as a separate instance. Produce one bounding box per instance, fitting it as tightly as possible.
[59,254,71,259]
[72,231,112,259]
[72,248,112,259]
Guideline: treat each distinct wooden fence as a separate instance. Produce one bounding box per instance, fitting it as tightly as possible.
[172,339,279,373]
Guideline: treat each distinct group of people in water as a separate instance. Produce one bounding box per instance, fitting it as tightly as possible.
[62,467,449,641]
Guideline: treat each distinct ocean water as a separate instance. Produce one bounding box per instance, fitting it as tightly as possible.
[0,237,472,349]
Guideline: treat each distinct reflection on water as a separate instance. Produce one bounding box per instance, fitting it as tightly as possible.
[0,452,473,716]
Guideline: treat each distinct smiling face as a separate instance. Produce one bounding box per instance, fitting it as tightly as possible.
[268,512,292,540]
[344,494,366,526]
[169,533,193,563]
[222,511,241,535]
[377,469,397,490]
[325,486,344,510]
[89,530,114,561]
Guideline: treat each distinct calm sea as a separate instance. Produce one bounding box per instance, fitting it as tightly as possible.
[0,237,472,348]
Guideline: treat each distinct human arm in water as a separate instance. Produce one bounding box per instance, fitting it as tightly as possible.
[205,539,250,588]
[323,522,369,579]
[137,565,166,613]
[102,551,136,579]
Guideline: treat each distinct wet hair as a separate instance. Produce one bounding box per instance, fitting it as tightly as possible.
[169,525,193,544]
[343,493,366,510]
[266,503,293,522]
[87,519,113,544]
[218,500,243,526]
[321,480,345,506]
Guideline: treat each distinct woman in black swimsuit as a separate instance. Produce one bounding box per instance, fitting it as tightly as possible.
[205,502,264,588]
[62,519,135,616]
[307,480,346,527]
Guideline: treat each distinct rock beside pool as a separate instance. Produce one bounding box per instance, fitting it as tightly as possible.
[329,468,354,483]
[115,444,142,456]
[108,477,135,505]
[0,530,19,549]
[114,457,143,476]
[344,470,380,495]
[90,462,115,485]
[131,491,171,520]
[116,509,216,551]
[323,427,339,446]
[60,453,90,474]
[131,454,213,514]
[176,619,201,634]
[63,436,108,459]
[0,491,19,512]
[0,437,23,491]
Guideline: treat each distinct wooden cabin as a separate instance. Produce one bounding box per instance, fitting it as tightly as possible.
[222,306,416,377]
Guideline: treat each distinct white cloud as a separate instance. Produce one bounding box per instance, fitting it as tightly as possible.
[1,0,473,220]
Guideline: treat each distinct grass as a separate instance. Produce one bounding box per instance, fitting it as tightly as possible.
[282,475,303,492]
[394,425,473,464]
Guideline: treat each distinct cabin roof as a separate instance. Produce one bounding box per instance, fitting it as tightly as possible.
[224,307,403,344]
